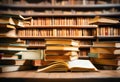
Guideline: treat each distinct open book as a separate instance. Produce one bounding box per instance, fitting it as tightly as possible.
[37,59,98,72]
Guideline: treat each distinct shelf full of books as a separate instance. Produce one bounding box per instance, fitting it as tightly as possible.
[0,0,120,17]
[0,14,46,73]
[0,0,120,72]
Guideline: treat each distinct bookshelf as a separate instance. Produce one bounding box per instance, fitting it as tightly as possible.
[0,0,120,58]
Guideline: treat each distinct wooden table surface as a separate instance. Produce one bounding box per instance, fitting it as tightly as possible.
[0,70,120,82]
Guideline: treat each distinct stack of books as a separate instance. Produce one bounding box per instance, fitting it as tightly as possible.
[44,39,79,62]
[0,14,34,73]
[88,41,120,70]
[37,39,98,72]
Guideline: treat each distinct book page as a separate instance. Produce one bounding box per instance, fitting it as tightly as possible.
[68,59,98,71]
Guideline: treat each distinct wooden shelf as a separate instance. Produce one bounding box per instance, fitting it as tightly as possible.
[21,13,120,17]
[0,70,120,82]
[0,36,18,38]
[18,25,98,29]
[97,36,120,38]
[18,36,96,39]
[0,4,120,8]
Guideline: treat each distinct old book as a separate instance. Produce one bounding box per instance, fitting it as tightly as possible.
[37,59,98,72]
[93,41,116,47]
[46,45,79,51]
[0,14,32,27]
[89,16,119,24]
[90,47,115,54]
[45,39,79,46]
[0,45,27,51]
[45,50,78,56]
[17,50,44,60]
[88,53,116,59]
[114,49,120,55]
[90,58,120,66]
[45,55,78,62]
[0,59,33,65]
[0,65,33,73]
[115,42,120,48]
[0,41,27,51]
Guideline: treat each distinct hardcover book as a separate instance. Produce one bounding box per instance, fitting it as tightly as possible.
[45,39,79,46]
[46,45,79,51]
[45,55,78,62]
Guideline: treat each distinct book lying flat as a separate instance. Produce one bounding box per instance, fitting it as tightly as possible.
[90,47,115,54]
[37,59,98,72]
[46,45,79,51]
[89,16,119,24]
[88,53,115,59]
[45,39,79,46]
[45,50,78,56]
[90,58,120,66]
[93,41,116,47]
[45,55,78,61]
[0,43,27,50]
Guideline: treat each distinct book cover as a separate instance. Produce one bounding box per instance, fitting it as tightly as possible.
[37,59,98,72]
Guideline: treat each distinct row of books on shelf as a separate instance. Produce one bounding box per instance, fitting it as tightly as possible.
[25,17,92,26]
[0,14,119,27]
[98,27,120,36]
[1,0,120,5]
[24,16,119,26]
[18,28,96,37]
